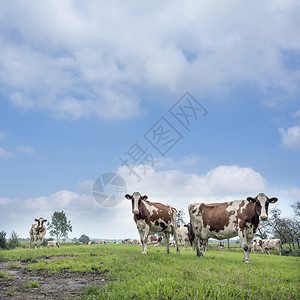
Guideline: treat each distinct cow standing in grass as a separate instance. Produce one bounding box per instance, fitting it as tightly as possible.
[125,192,180,255]
[29,217,47,250]
[47,241,60,248]
[189,193,278,262]
[261,239,282,255]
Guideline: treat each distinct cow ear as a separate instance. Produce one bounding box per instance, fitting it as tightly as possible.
[268,197,278,203]
[141,195,148,200]
[35,219,38,222]
[247,197,256,203]
[125,194,132,200]
[43,219,47,223]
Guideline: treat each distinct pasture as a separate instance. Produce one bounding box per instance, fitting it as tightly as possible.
[0,243,299,299]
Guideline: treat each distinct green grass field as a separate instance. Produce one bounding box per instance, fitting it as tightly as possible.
[0,244,299,299]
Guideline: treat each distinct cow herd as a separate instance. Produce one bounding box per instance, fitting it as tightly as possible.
[28,191,280,263]
[125,192,279,263]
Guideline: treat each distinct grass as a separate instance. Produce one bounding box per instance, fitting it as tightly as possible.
[24,280,39,288]
[0,244,299,299]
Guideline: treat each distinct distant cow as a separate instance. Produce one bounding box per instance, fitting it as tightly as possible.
[177,225,190,249]
[98,240,106,245]
[261,239,282,255]
[218,241,224,251]
[88,241,95,245]
[187,223,208,251]
[148,235,163,246]
[29,217,47,250]
[47,241,60,248]
[189,193,278,262]
[253,239,262,253]
[125,192,180,254]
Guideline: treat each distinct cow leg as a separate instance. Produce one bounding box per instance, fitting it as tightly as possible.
[164,232,170,253]
[195,235,203,257]
[138,229,147,254]
[142,225,150,254]
[239,233,251,263]
[172,226,180,254]
[28,239,31,250]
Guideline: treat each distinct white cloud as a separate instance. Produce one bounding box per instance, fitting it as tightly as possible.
[0,164,268,239]
[0,198,12,206]
[17,145,36,155]
[78,180,94,194]
[0,146,13,159]
[118,164,266,209]
[0,1,299,120]
[279,126,300,150]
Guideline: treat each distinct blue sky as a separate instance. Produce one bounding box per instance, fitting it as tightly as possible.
[0,1,300,239]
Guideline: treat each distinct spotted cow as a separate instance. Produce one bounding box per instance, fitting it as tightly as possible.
[148,235,163,246]
[253,239,262,253]
[29,217,47,250]
[125,192,180,254]
[218,241,224,251]
[261,239,282,255]
[188,193,278,262]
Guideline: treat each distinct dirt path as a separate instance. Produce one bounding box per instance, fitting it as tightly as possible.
[0,258,107,299]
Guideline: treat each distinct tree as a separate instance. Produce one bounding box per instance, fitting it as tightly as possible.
[0,231,7,249]
[47,211,72,242]
[8,231,20,249]
[255,220,270,239]
[176,210,186,226]
[78,234,90,243]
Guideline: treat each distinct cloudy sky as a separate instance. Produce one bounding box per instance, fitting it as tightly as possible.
[0,1,299,240]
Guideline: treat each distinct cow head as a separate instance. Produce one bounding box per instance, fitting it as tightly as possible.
[246,193,278,221]
[125,192,148,215]
[34,217,47,232]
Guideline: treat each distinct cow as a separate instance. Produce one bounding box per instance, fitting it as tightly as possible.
[169,241,176,247]
[29,217,47,250]
[125,192,180,254]
[253,239,262,253]
[261,239,282,255]
[177,225,190,249]
[98,240,106,245]
[88,241,95,245]
[47,241,60,248]
[218,241,224,251]
[148,235,163,246]
[187,223,208,251]
[188,193,278,263]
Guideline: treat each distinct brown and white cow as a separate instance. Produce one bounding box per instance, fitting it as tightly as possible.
[188,193,278,262]
[253,239,263,253]
[47,241,60,248]
[29,217,47,250]
[147,235,163,246]
[125,192,180,254]
[218,241,224,251]
[261,239,282,255]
